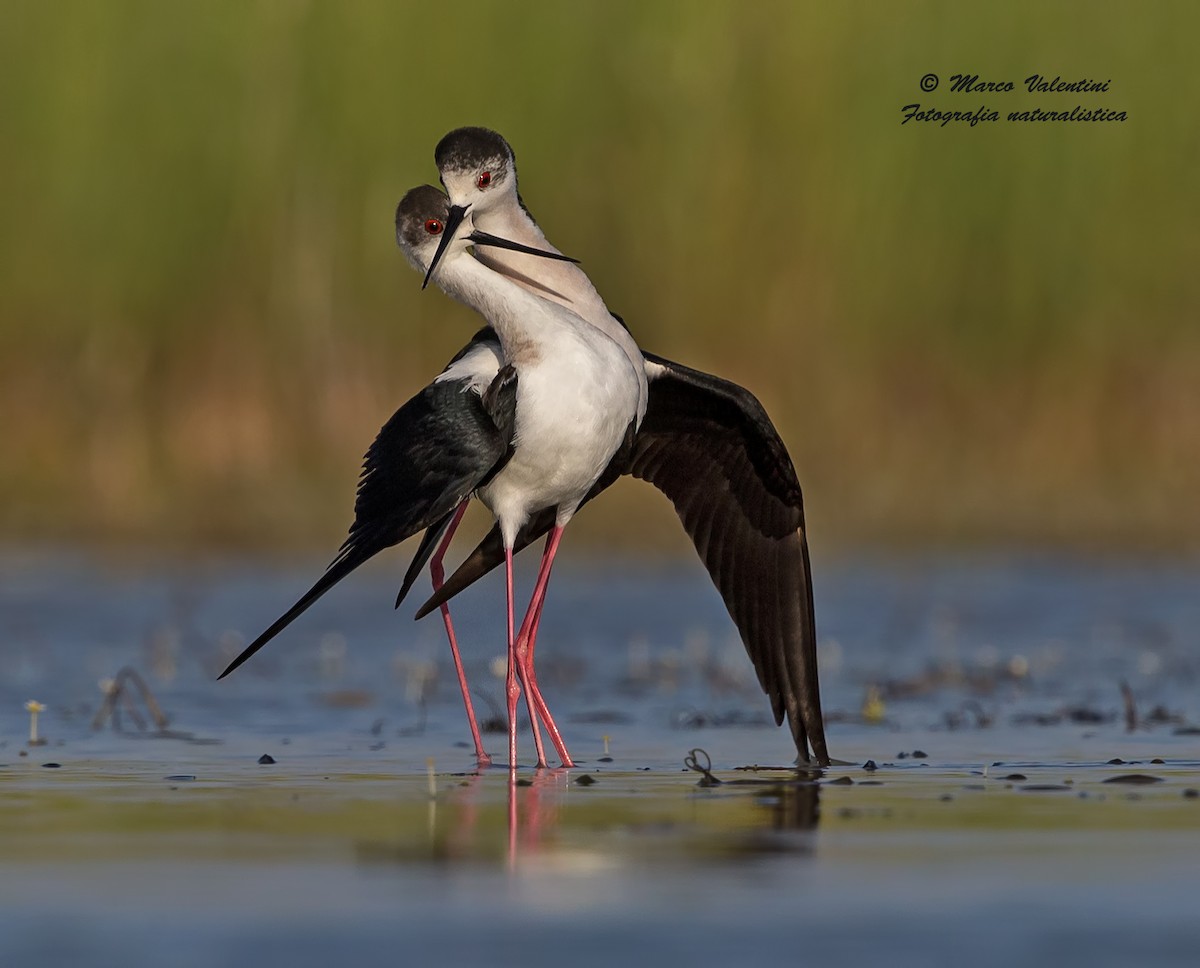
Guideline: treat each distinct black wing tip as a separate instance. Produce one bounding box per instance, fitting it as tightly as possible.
[217,628,275,679]
[395,561,421,609]
[395,574,418,609]
[217,652,248,680]
[214,544,374,683]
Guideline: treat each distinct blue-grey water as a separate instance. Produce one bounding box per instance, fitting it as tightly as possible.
[2,548,1199,967]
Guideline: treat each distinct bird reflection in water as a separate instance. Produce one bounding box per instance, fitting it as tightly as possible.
[684,748,821,857]
[355,757,821,872]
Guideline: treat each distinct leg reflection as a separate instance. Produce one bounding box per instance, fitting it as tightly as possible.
[507,766,569,871]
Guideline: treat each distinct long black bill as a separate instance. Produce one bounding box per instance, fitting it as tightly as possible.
[468,230,580,264]
[422,203,471,290]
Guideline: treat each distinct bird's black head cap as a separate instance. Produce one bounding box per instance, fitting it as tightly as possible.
[435,127,515,181]
[394,184,451,251]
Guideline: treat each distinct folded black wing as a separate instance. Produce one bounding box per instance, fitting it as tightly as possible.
[218,364,517,680]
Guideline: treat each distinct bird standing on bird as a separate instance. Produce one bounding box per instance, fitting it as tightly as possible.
[414,184,642,772]
[222,129,831,772]
[418,128,830,768]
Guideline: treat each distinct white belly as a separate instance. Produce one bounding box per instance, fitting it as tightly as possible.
[478,327,638,544]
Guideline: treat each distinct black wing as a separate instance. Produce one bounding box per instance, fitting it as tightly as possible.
[218,363,518,680]
[394,510,456,610]
[414,352,827,766]
[629,353,826,766]
[393,327,502,610]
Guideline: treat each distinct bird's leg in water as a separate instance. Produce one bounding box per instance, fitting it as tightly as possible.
[501,543,549,771]
[513,526,574,767]
[502,541,549,770]
[430,500,491,768]
[509,546,548,766]
[513,630,548,768]
[506,549,548,767]
[504,547,521,771]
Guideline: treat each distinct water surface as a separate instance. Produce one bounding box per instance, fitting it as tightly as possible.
[2,550,1198,966]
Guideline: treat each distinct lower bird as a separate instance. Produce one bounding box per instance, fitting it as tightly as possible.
[224,186,642,774]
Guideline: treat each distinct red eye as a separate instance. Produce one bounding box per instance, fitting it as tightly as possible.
[477,171,491,189]
[424,218,443,235]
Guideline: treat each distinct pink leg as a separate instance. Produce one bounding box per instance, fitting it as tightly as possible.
[507,768,518,872]
[518,546,551,665]
[521,571,550,668]
[510,551,548,766]
[431,501,491,769]
[504,546,521,771]
[518,592,559,755]
[515,657,549,768]
[512,526,574,768]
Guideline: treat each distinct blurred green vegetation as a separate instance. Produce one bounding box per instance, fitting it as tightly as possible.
[1,1,1197,552]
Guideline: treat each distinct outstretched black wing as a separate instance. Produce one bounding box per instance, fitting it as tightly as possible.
[626,354,825,765]
[218,360,517,680]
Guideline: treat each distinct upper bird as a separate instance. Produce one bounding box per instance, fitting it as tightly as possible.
[415,184,643,771]
[433,127,648,425]
[407,127,830,768]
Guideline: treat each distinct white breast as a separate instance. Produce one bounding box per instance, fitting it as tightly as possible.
[478,322,639,543]
[472,209,649,426]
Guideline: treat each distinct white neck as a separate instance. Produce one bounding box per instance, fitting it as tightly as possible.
[473,199,649,422]
[473,205,608,318]
[437,249,584,365]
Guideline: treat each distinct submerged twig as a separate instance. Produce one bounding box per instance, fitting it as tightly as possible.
[472,687,506,734]
[684,747,722,786]
[1120,680,1138,733]
[398,697,428,737]
[91,666,171,733]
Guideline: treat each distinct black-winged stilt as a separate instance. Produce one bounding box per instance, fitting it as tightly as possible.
[412,128,829,767]
[217,199,580,769]
[414,185,642,771]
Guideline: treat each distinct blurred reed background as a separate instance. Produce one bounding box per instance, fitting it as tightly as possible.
[1,1,1196,554]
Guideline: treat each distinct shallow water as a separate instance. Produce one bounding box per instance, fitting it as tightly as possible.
[2,549,1199,966]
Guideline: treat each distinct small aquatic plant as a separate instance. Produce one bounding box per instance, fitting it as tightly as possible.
[861,686,886,724]
[25,700,46,746]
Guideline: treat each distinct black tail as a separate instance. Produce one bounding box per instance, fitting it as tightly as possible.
[394,512,455,609]
[217,543,381,680]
